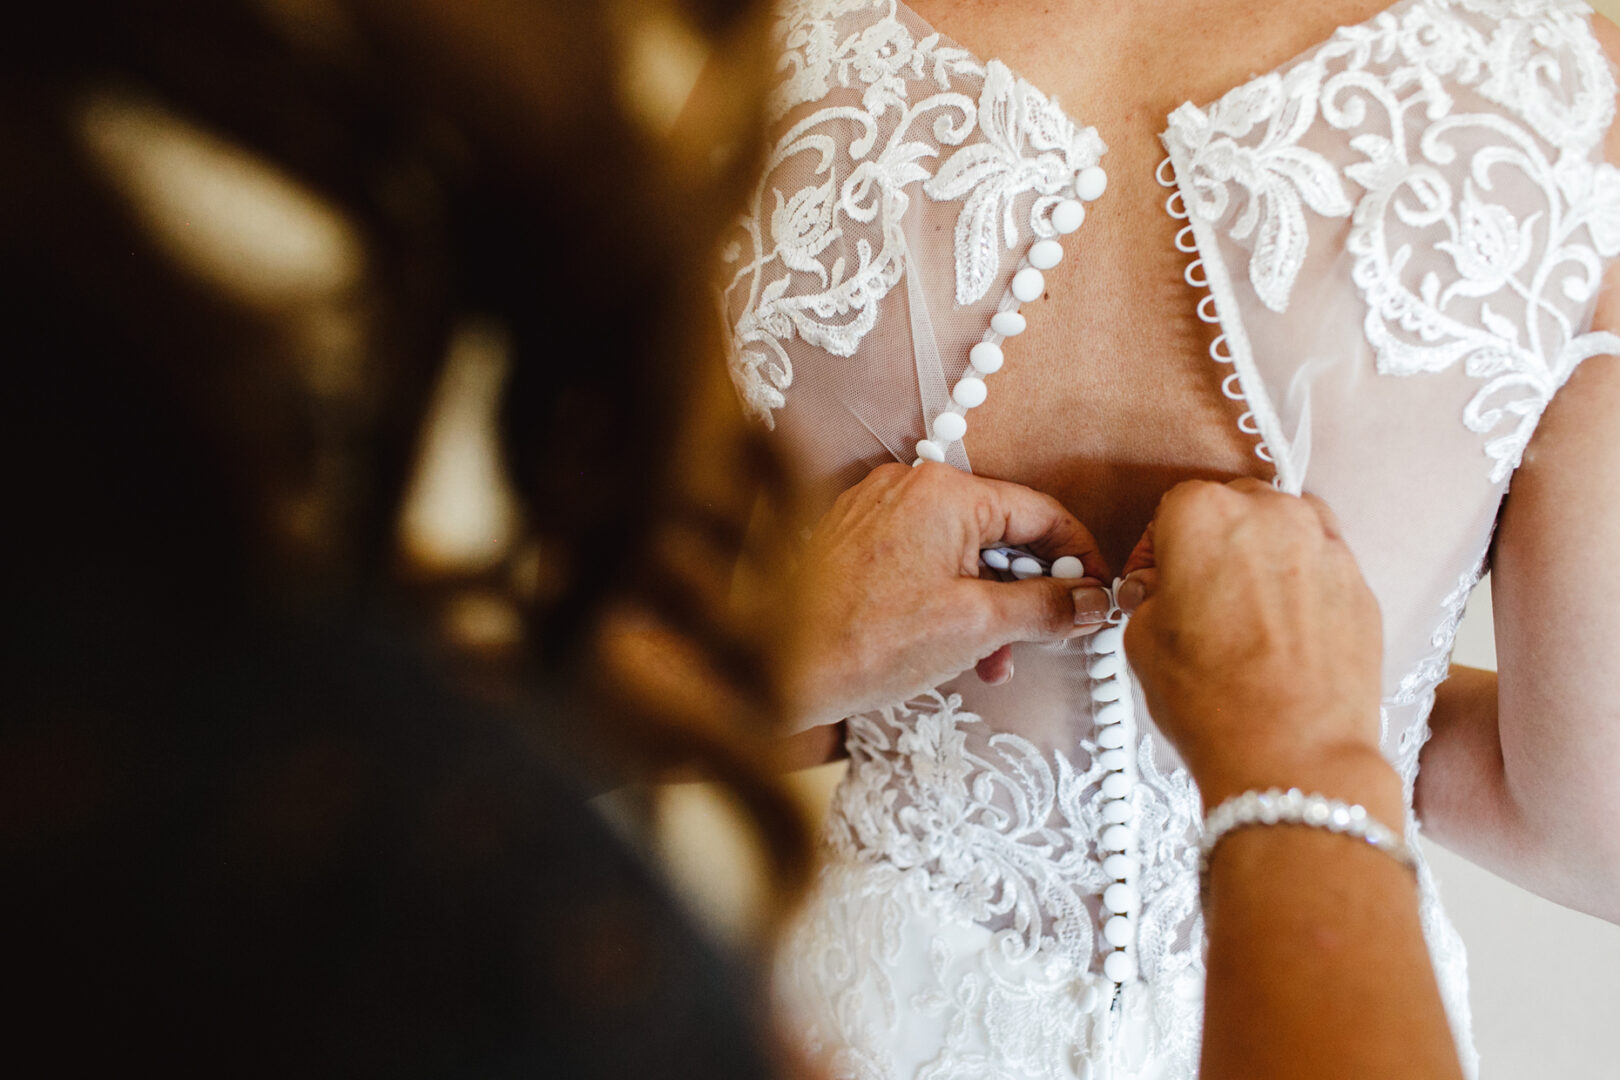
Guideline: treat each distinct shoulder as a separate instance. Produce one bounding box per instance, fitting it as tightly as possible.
[1587,10,1620,163]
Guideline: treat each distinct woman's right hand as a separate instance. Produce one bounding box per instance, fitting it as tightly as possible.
[785,462,1112,732]
[1118,479,1397,812]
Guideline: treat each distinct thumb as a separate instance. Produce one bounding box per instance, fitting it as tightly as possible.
[964,576,1113,645]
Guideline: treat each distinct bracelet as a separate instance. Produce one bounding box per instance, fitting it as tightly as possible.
[1198,787,1416,891]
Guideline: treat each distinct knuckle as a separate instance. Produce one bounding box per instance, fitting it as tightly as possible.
[966,592,1002,640]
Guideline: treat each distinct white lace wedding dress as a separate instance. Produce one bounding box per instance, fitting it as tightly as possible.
[719,2,1620,1077]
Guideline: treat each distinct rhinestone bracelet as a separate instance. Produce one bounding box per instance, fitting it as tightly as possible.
[1198,787,1416,892]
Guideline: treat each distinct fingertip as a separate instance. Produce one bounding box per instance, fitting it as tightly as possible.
[976,644,1014,685]
[1117,568,1159,614]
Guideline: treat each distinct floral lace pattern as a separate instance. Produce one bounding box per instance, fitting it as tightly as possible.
[1164,0,1620,480]
[720,0,1103,426]
[792,680,1207,1080]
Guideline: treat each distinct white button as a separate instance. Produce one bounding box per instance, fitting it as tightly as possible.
[1103,882,1139,914]
[1078,984,1099,1014]
[1097,748,1128,771]
[1052,199,1085,234]
[1101,772,1131,799]
[1090,679,1124,703]
[952,376,988,409]
[969,341,1004,374]
[1091,625,1124,653]
[1104,915,1134,947]
[1102,799,1133,824]
[1101,823,1135,851]
[1103,951,1138,984]
[1010,556,1043,580]
[1029,239,1064,270]
[1051,555,1084,579]
[1096,724,1128,750]
[1088,654,1124,680]
[933,411,967,443]
[1077,165,1109,202]
[981,547,1011,571]
[1094,702,1127,727]
[916,439,945,463]
[1103,853,1137,879]
[991,311,1027,336]
[1011,267,1045,302]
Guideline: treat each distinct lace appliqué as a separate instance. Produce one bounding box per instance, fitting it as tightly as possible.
[787,688,1205,1079]
[720,0,1104,426]
[1389,558,1489,792]
[1165,0,1620,481]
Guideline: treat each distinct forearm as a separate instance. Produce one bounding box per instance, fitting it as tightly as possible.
[1418,665,1620,923]
[1203,830,1462,1080]
[1201,762,1462,1080]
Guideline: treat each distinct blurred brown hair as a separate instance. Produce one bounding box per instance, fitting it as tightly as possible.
[3,0,809,919]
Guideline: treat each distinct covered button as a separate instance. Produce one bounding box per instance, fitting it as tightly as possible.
[991,311,1027,336]
[1077,165,1109,202]
[933,411,968,443]
[952,376,988,409]
[970,341,1005,374]
[1029,239,1064,270]
[1011,267,1045,303]
[1052,199,1085,234]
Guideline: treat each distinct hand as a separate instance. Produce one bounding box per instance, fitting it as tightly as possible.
[786,462,1111,730]
[1118,479,1395,810]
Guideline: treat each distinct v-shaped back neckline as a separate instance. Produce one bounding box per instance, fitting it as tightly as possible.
[890,0,1431,494]
[895,0,1424,143]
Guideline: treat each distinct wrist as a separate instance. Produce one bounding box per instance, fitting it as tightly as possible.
[1191,740,1404,826]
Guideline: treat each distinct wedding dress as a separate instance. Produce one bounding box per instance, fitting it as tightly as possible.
[718,2,1620,1077]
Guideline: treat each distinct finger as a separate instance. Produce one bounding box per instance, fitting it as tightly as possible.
[1134,479,1229,577]
[1298,490,1347,541]
[1117,567,1159,614]
[967,474,1111,581]
[965,576,1111,644]
[975,645,1014,685]
[1119,518,1156,578]
[1223,476,1275,496]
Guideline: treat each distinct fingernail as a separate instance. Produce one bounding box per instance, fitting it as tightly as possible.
[1073,587,1111,626]
[1117,576,1146,613]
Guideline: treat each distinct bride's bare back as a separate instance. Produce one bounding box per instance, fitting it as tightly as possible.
[909,0,1397,567]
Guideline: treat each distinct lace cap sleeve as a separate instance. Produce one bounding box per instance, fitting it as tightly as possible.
[717,0,1102,495]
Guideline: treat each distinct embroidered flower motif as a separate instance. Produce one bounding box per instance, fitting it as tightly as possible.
[1557,153,1620,260]
[1437,183,1535,296]
[925,61,1104,304]
[721,0,1099,425]
[771,174,842,281]
[1167,0,1620,482]
[1173,65,1354,312]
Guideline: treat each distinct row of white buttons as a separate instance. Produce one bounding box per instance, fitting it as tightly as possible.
[922,162,1138,986]
[1091,618,1139,985]
[974,551,1143,986]
[979,546,1086,582]
[914,166,1108,466]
